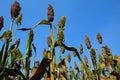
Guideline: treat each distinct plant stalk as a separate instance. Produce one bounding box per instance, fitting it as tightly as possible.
[50,23,55,80]
[10,18,14,31]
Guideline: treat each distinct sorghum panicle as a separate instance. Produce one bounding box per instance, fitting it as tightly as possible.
[96,33,102,44]
[80,44,83,54]
[67,54,71,63]
[104,58,111,68]
[34,61,40,67]
[0,16,4,30]
[47,36,52,47]
[103,45,111,56]
[74,61,79,71]
[84,55,88,63]
[90,48,96,56]
[57,30,64,43]
[11,1,21,18]
[58,16,66,29]
[15,38,20,48]
[114,55,119,59]
[43,48,48,58]
[84,35,91,49]
[73,51,77,57]
[98,54,103,63]
[47,4,54,22]
[60,46,65,54]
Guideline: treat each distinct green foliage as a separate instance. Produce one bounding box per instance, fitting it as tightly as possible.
[0,1,120,80]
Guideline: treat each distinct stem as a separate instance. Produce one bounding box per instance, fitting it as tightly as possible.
[25,57,30,79]
[49,23,55,80]
[0,40,9,79]
[12,26,18,43]
[31,22,39,29]
[10,18,14,31]
[24,30,33,79]
[1,40,9,67]
[50,24,52,37]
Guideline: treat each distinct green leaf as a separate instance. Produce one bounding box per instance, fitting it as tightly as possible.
[32,43,37,62]
[0,42,5,66]
[32,43,36,54]
[26,30,34,57]
[38,20,50,25]
[1,39,9,67]
[98,62,105,71]
[80,62,84,72]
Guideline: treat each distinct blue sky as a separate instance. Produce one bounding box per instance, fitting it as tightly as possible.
[0,0,120,72]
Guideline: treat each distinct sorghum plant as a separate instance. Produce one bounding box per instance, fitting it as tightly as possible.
[0,1,120,80]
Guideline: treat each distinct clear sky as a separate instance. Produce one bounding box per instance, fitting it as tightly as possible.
[0,0,120,71]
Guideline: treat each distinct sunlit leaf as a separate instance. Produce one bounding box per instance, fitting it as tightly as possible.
[38,20,50,25]
[80,62,84,72]
[29,58,52,80]
[98,62,105,71]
